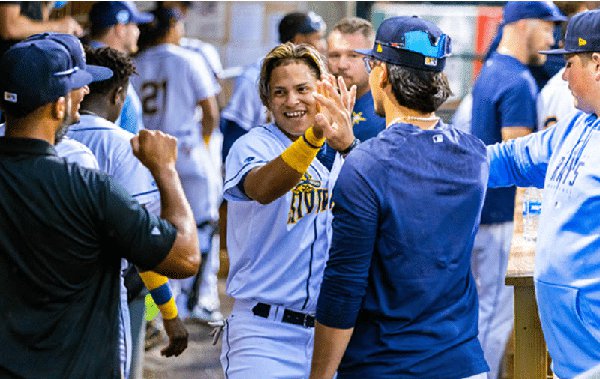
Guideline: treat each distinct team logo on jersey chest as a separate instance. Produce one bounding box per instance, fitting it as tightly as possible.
[352,111,366,125]
[288,173,332,224]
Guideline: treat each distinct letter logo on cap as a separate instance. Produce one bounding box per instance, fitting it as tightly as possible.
[116,10,130,24]
[4,92,17,103]
[424,57,437,67]
[579,37,587,46]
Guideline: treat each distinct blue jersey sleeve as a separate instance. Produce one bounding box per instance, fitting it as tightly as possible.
[488,112,582,189]
[317,152,379,329]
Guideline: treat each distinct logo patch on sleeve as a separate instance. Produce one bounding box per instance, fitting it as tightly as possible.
[4,92,17,103]
[151,226,161,236]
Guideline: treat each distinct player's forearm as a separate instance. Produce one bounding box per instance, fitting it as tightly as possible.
[151,166,199,277]
[244,127,324,204]
[138,271,178,319]
[154,167,195,237]
[310,322,354,379]
[0,7,63,39]
[200,97,219,140]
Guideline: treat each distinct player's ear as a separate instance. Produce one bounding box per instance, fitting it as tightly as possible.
[378,62,389,89]
[51,97,67,120]
[113,86,125,105]
[591,53,600,81]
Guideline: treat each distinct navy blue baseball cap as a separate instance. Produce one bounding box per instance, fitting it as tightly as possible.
[89,1,154,29]
[152,7,184,28]
[541,9,600,55]
[355,16,452,72]
[279,12,326,43]
[24,33,113,82]
[0,40,93,116]
[503,1,567,25]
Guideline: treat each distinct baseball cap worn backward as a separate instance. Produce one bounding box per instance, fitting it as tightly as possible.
[502,1,567,25]
[355,16,452,72]
[540,9,600,55]
[0,40,92,115]
[90,1,154,29]
[24,33,113,82]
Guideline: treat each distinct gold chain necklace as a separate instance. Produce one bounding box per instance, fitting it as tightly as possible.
[387,115,440,128]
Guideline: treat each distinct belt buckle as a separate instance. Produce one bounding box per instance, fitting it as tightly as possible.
[302,314,311,328]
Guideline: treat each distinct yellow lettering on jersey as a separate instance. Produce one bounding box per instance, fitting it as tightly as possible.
[287,173,333,224]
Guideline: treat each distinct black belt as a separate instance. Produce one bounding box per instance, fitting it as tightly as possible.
[252,302,315,328]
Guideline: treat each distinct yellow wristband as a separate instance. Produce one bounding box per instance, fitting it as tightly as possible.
[280,128,325,174]
[157,297,178,320]
[304,127,325,148]
[203,135,211,145]
[139,271,168,290]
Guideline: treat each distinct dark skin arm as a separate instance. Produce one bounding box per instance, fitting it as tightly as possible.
[131,130,200,278]
[161,316,189,357]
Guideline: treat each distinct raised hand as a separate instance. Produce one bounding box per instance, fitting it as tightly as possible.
[131,129,178,173]
[313,74,357,152]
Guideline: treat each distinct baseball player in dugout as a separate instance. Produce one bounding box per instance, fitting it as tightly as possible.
[221,42,358,378]
[69,43,188,377]
[487,9,600,377]
[0,37,199,378]
[311,16,490,379]
[470,3,566,378]
[133,7,223,324]
[220,11,327,162]
[87,1,154,134]
[320,17,386,169]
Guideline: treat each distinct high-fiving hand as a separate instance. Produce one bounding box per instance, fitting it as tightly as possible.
[313,74,357,152]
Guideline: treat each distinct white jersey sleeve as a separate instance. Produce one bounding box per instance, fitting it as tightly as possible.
[186,51,219,101]
[55,137,99,170]
[67,115,159,209]
[220,61,267,131]
[180,37,223,81]
[224,125,283,201]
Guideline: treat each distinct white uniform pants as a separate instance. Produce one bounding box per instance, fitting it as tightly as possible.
[471,222,514,379]
[220,300,314,379]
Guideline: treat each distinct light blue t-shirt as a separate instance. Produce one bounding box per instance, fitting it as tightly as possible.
[488,111,600,378]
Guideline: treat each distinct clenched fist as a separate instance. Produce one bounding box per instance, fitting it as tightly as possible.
[131,129,178,173]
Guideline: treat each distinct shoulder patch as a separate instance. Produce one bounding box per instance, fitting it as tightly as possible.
[151,226,161,236]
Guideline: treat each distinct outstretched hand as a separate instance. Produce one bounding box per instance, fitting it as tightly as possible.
[313,74,357,152]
